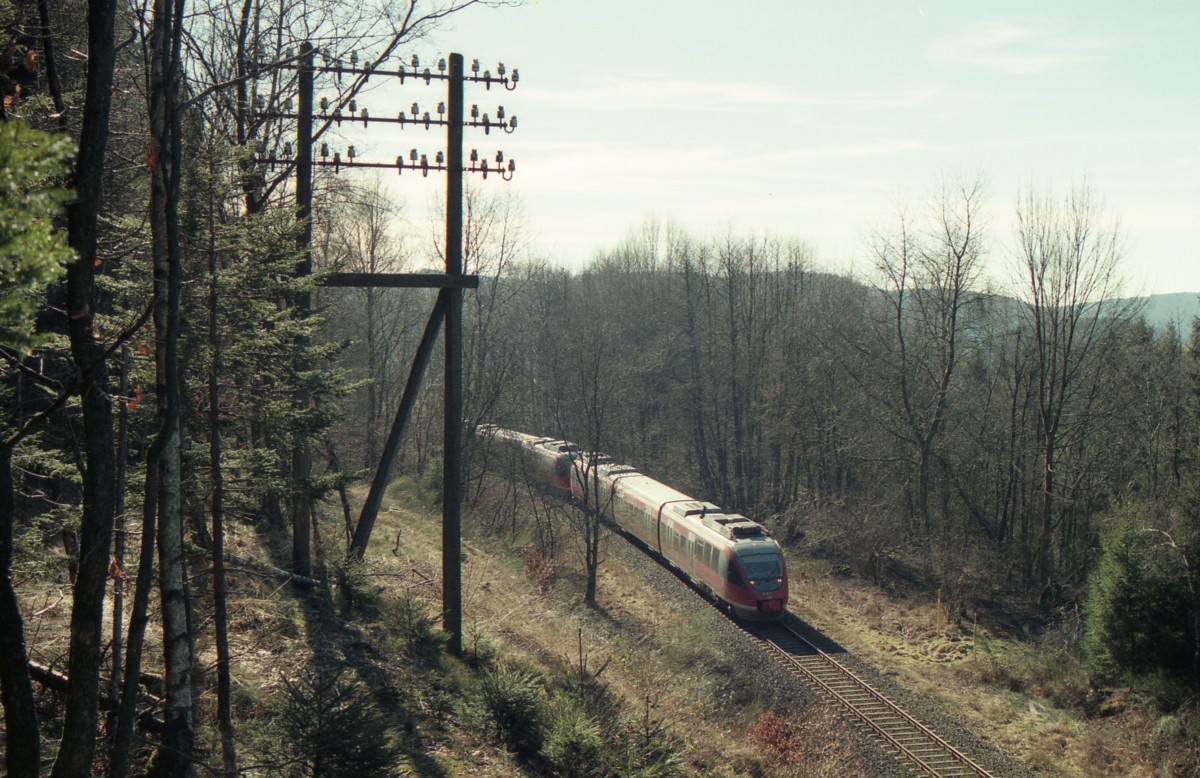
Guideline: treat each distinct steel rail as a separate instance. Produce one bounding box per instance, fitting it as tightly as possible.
[746,622,996,777]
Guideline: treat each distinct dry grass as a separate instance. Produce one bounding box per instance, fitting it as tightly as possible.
[11,475,1196,776]
[361,479,776,775]
[782,549,1199,777]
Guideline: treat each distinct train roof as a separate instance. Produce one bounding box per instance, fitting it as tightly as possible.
[535,439,581,453]
[598,463,639,478]
[611,472,692,507]
[699,512,772,540]
[611,475,772,538]
[487,427,540,445]
[485,426,778,546]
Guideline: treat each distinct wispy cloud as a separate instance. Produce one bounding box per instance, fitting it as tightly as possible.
[503,137,935,198]
[520,78,939,113]
[926,21,1115,75]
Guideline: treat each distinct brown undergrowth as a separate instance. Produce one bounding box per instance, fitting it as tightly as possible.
[783,548,1200,777]
[4,473,861,775]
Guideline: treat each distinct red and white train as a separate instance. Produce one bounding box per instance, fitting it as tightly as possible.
[479,425,788,620]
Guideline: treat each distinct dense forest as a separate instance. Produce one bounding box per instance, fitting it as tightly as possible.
[2,0,1198,774]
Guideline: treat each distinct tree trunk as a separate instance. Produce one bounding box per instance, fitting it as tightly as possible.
[146,0,194,770]
[584,468,600,607]
[366,289,379,469]
[1037,440,1055,585]
[290,43,314,577]
[108,452,158,778]
[1191,600,1200,695]
[51,0,120,772]
[108,348,129,734]
[209,157,238,776]
[0,445,40,778]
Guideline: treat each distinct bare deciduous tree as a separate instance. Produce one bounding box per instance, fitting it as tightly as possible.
[1014,184,1138,584]
[870,178,984,536]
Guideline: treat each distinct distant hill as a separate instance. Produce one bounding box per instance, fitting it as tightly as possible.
[1133,292,1200,331]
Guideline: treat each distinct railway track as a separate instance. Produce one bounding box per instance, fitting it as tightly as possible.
[741,621,996,777]
[609,511,1001,775]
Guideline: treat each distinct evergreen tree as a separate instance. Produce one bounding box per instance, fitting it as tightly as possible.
[1084,512,1191,679]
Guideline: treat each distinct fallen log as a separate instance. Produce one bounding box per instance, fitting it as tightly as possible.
[29,661,165,732]
[221,552,323,588]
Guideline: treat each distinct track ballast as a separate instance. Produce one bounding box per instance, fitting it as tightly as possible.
[741,621,997,777]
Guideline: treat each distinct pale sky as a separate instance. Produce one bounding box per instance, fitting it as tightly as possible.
[343,0,1199,295]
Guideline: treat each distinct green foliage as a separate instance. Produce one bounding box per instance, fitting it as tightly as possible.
[260,666,400,777]
[464,663,546,756]
[0,121,73,355]
[332,557,449,670]
[540,702,603,778]
[1084,514,1192,682]
[171,155,358,527]
[602,697,684,778]
[334,557,385,619]
[11,508,72,580]
[1132,669,1195,713]
[389,586,447,665]
[417,454,445,506]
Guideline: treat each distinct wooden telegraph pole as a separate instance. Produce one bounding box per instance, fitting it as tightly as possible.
[443,53,465,654]
[292,41,315,577]
[261,46,519,655]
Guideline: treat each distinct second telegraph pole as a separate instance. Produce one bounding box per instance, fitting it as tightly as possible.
[443,53,465,656]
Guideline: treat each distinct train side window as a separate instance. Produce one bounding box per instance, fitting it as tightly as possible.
[726,560,743,586]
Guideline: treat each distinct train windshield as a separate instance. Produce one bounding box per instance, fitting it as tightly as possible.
[737,551,784,592]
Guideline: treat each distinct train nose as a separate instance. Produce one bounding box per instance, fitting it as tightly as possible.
[757,599,783,615]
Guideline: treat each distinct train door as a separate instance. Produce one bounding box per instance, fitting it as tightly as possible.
[668,523,693,575]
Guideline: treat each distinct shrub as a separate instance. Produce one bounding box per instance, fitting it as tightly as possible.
[747,710,806,767]
[260,667,400,777]
[416,456,444,506]
[604,696,684,778]
[541,704,604,777]
[466,664,546,756]
[747,709,866,775]
[520,543,558,591]
[391,587,447,665]
[334,557,385,619]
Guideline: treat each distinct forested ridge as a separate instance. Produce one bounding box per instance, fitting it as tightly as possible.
[2,0,1199,774]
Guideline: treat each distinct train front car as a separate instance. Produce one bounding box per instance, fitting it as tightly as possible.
[728,526,788,620]
[701,514,788,620]
[652,499,789,622]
